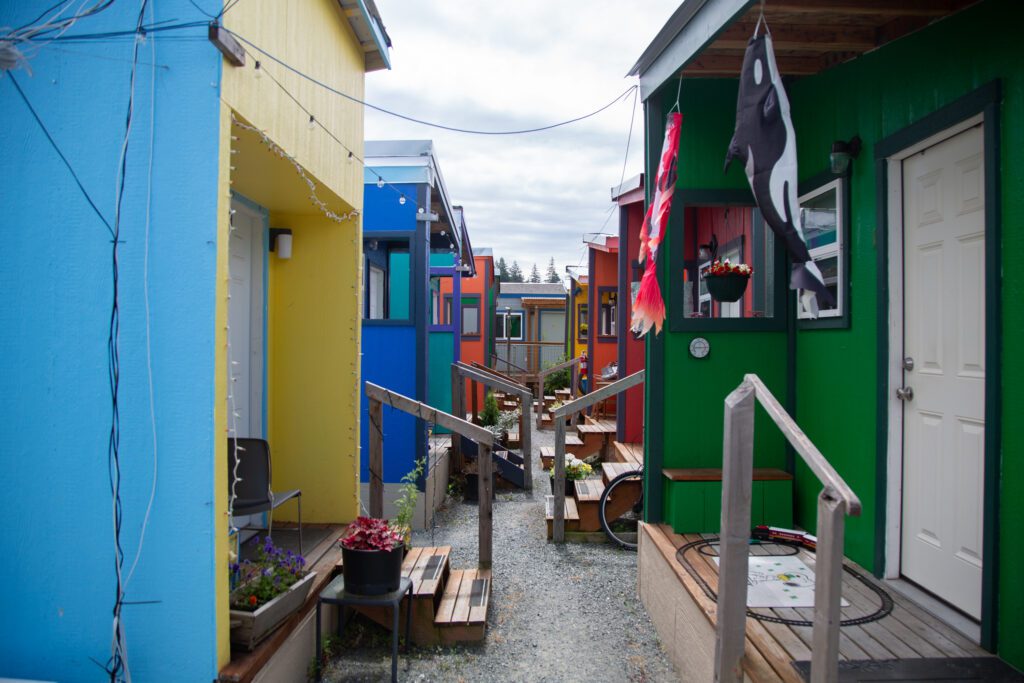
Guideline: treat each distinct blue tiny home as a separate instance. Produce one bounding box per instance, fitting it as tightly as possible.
[361,140,474,524]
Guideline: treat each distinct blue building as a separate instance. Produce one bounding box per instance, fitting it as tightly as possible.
[361,140,474,525]
[0,1,389,679]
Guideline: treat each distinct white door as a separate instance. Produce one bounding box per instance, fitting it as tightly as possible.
[228,199,265,438]
[900,124,985,618]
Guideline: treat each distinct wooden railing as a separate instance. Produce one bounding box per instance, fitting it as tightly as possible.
[549,369,645,541]
[365,381,496,569]
[716,375,861,683]
[494,341,564,376]
[536,355,582,401]
[451,362,534,490]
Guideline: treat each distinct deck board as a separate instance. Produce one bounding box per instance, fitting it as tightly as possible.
[649,524,990,682]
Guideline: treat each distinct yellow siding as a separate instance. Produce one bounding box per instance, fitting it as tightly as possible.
[214,103,232,668]
[571,282,589,358]
[221,0,366,209]
[212,0,370,668]
[267,211,362,524]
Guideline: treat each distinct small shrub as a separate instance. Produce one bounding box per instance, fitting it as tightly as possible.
[543,355,570,394]
[479,391,500,426]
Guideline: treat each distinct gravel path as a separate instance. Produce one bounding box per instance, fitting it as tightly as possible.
[322,425,677,682]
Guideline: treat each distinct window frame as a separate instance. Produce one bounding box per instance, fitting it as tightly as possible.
[577,303,589,341]
[461,297,481,338]
[597,286,617,340]
[668,190,788,332]
[363,233,414,325]
[496,310,524,341]
[796,170,851,330]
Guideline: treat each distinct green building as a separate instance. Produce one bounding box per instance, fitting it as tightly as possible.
[632,0,1024,673]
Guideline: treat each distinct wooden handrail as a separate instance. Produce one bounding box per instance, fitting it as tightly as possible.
[550,369,645,542]
[453,362,534,491]
[364,381,495,569]
[715,374,860,683]
[552,369,644,418]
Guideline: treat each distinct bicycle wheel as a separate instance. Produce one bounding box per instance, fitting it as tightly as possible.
[599,470,643,550]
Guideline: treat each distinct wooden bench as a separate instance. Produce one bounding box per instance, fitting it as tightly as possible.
[662,468,793,534]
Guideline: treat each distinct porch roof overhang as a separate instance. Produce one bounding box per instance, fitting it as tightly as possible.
[337,0,392,72]
[630,0,981,100]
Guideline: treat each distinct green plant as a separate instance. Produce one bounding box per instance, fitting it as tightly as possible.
[393,458,424,544]
[497,408,520,432]
[479,391,500,426]
[229,537,307,611]
[340,516,404,551]
[543,355,570,394]
[550,455,592,481]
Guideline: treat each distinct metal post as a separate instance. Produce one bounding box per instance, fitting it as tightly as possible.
[714,381,755,683]
[553,419,566,542]
[450,364,463,465]
[369,397,384,518]
[504,306,511,374]
[810,491,846,683]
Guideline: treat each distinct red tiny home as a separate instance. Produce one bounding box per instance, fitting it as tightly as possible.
[614,174,646,444]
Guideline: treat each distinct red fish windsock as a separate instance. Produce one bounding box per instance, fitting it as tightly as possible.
[631,111,682,336]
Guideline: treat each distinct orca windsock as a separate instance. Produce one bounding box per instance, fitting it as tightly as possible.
[724,31,834,317]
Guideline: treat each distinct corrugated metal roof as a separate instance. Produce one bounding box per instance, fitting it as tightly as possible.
[499,282,566,296]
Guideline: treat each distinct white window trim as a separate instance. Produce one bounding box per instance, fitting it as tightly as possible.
[496,311,524,341]
[797,177,844,320]
[368,263,385,320]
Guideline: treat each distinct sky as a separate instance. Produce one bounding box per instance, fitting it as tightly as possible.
[364,1,681,281]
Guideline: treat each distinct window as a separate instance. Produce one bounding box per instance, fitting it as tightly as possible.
[577,304,589,341]
[462,298,480,336]
[797,178,844,321]
[368,264,385,319]
[495,311,523,340]
[363,237,411,320]
[598,288,617,337]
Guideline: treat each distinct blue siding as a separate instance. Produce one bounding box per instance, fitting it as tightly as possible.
[363,182,418,231]
[361,325,420,482]
[0,4,223,681]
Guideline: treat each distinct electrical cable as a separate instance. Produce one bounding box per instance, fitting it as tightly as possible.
[224,28,638,137]
[6,74,113,236]
[107,4,150,681]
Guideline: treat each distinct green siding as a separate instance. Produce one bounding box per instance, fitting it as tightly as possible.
[389,251,410,319]
[427,331,454,431]
[648,0,1024,665]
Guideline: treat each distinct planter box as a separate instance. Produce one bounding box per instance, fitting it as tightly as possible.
[230,570,316,651]
[341,545,403,595]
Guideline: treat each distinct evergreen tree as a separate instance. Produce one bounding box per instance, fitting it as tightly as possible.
[508,261,523,282]
[545,258,560,283]
[528,263,541,283]
[495,257,509,281]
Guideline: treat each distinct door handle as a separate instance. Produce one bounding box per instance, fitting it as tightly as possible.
[896,386,914,401]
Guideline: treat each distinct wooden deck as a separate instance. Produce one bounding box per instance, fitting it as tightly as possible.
[639,523,990,682]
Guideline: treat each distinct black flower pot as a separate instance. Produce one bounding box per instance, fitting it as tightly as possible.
[341,546,403,595]
[706,273,749,303]
[463,471,496,503]
[549,476,576,497]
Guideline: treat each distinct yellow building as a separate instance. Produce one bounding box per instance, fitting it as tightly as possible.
[566,269,589,360]
[214,0,390,670]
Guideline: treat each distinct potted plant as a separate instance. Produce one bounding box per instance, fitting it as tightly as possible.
[550,456,593,495]
[703,259,752,302]
[229,537,316,650]
[340,516,404,595]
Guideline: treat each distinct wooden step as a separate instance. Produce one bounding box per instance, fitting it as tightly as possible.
[573,478,606,532]
[565,434,584,447]
[352,546,451,645]
[612,441,644,467]
[434,568,491,643]
[602,461,642,485]
[540,447,554,470]
[545,496,580,537]
[578,420,616,434]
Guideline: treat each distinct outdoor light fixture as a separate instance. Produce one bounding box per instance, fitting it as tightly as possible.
[269,228,293,259]
[830,135,862,175]
[698,234,719,261]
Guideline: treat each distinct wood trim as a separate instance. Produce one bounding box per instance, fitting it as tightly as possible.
[662,467,793,481]
[365,382,494,446]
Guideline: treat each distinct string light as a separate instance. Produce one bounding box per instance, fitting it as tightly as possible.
[307,114,315,131]
[399,195,406,205]
[253,59,261,79]
[377,178,384,189]
[229,112,359,224]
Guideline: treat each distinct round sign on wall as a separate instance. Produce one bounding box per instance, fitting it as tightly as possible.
[689,337,710,359]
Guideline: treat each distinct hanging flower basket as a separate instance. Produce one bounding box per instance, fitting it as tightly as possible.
[704,260,752,303]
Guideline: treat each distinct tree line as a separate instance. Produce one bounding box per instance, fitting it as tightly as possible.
[495,257,562,284]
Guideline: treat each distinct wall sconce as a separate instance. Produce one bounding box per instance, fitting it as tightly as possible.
[698,234,718,261]
[830,135,862,175]
[269,228,293,259]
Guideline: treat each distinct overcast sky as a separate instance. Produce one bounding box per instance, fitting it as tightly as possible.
[364,1,680,281]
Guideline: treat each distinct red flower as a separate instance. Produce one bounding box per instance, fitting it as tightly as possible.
[249,595,258,606]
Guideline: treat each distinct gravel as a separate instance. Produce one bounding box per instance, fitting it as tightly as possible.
[322,425,677,682]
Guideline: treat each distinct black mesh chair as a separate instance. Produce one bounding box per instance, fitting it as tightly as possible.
[227,438,302,554]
